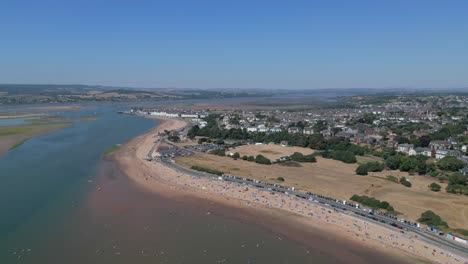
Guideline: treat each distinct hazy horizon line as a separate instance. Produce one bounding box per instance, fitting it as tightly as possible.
[1,83,467,91]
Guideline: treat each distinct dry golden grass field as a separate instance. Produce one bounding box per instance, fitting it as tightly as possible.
[176,145,468,230]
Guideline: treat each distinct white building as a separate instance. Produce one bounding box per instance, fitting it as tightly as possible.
[435,150,448,160]
[303,127,314,135]
[397,143,414,155]
[269,127,282,133]
[257,124,268,133]
[181,114,199,118]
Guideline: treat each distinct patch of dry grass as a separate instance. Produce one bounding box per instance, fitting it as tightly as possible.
[176,152,468,229]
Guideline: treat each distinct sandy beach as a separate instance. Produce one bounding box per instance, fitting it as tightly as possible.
[113,117,468,264]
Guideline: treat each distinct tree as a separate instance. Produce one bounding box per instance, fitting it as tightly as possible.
[398,155,427,175]
[448,172,467,185]
[419,135,431,147]
[232,152,240,159]
[358,113,377,124]
[366,161,384,172]
[356,164,368,175]
[385,155,401,170]
[429,182,441,192]
[290,152,316,163]
[210,149,225,156]
[187,125,199,139]
[437,156,465,172]
[313,120,328,132]
[277,177,285,182]
[255,155,271,165]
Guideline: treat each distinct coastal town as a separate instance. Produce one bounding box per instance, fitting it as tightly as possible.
[129,93,468,173]
[4,1,468,263]
[118,93,468,263]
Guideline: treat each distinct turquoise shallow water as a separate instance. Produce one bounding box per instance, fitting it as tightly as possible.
[0,104,401,264]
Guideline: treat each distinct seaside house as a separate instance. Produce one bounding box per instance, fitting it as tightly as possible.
[414,147,432,157]
[288,126,303,134]
[429,140,450,151]
[303,127,314,135]
[397,143,415,155]
[435,150,448,160]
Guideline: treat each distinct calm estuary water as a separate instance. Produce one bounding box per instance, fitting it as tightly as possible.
[0,104,400,264]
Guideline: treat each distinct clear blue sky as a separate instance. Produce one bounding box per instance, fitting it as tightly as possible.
[1,0,467,89]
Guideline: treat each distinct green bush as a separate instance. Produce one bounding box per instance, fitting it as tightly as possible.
[255,154,272,165]
[366,161,385,172]
[247,156,255,162]
[290,152,317,163]
[232,152,240,159]
[277,177,285,182]
[428,182,441,192]
[210,149,226,156]
[241,155,248,160]
[385,155,401,170]
[350,195,394,211]
[356,164,368,175]
[418,210,448,228]
[191,165,224,176]
[399,177,412,187]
